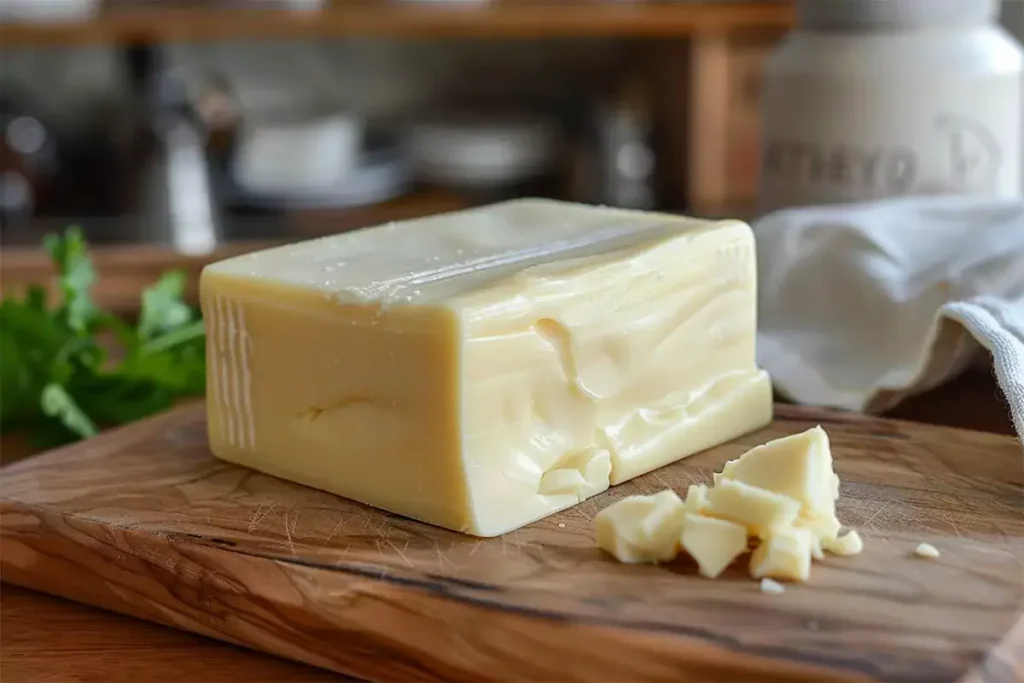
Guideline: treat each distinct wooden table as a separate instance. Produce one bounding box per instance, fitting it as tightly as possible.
[1,368,1015,682]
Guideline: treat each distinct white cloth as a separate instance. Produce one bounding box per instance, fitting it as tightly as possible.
[754,196,1024,446]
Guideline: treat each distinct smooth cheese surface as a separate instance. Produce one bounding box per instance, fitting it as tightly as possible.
[205,198,740,305]
[202,198,772,536]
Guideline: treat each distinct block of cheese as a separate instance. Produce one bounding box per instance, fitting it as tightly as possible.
[201,198,772,536]
[594,490,687,563]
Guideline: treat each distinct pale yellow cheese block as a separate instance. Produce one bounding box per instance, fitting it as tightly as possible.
[201,198,772,536]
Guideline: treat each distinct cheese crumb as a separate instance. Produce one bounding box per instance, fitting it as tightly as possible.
[823,529,863,557]
[717,425,840,541]
[750,526,814,582]
[593,426,870,587]
[807,534,826,561]
[682,483,709,515]
[594,490,686,563]
[703,479,801,539]
[914,542,940,559]
[679,514,748,579]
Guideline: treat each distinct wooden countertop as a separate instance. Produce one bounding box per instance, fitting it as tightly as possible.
[0,585,343,682]
[1,367,1015,682]
[0,0,794,47]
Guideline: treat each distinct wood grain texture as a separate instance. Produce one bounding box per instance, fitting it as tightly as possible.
[0,584,342,683]
[1,403,1021,682]
[0,371,1014,683]
[0,0,794,47]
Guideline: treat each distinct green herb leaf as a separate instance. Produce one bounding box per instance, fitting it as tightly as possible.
[43,226,96,334]
[137,270,194,341]
[0,290,75,427]
[64,373,177,427]
[40,382,98,439]
[119,331,206,395]
[0,227,207,447]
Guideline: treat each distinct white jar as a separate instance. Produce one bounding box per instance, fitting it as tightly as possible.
[759,0,1024,213]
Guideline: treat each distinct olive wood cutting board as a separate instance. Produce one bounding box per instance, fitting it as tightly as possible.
[1,403,1021,682]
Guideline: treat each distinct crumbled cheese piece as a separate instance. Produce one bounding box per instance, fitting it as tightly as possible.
[679,514,749,579]
[823,529,864,557]
[682,483,709,515]
[594,490,686,563]
[704,479,801,539]
[718,425,842,546]
[592,426,873,588]
[750,526,815,582]
[808,534,826,561]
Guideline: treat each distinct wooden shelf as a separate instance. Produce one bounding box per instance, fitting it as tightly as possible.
[0,1,793,47]
[0,239,277,314]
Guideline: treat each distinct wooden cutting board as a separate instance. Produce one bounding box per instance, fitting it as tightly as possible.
[1,403,1021,682]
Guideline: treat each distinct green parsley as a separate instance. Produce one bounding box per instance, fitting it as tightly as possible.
[0,227,206,448]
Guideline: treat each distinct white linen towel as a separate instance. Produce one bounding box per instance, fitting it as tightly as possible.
[753,196,1024,446]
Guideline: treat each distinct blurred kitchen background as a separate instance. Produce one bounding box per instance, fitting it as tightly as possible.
[2,0,1023,311]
